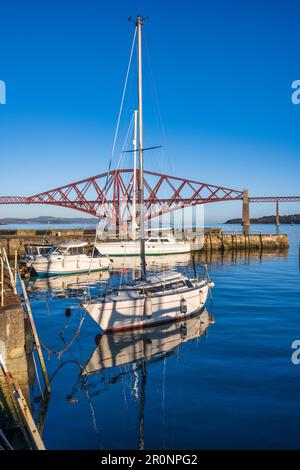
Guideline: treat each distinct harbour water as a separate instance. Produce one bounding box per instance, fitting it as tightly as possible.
[24,224,300,450]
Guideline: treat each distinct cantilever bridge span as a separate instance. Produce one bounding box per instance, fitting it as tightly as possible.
[0,169,299,225]
[0,169,244,221]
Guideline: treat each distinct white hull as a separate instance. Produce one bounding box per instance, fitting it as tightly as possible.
[95,240,191,257]
[82,281,209,333]
[30,255,110,276]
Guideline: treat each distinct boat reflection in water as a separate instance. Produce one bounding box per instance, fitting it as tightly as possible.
[82,309,211,375]
[81,309,213,449]
[26,270,110,299]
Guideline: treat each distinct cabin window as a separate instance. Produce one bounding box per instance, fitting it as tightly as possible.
[66,247,84,256]
[147,239,158,243]
[162,239,170,243]
[39,247,52,255]
[146,280,186,294]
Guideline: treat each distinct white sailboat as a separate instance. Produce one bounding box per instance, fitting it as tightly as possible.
[96,230,191,257]
[82,16,214,333]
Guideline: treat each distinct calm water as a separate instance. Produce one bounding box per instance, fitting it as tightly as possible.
[26,224,300,450]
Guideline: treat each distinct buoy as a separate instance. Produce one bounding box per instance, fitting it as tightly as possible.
[180,297,187,314]
[208,281,215,288]
[199,290,205,304]
[144,297,152,318]
[65,307,71,317]
[209,312,215,324]
[180,324,188,337]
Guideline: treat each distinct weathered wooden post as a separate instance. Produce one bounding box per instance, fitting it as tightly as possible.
[242,189,250,234]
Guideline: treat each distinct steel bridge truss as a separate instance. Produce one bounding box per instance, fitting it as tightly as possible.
[0,169,244,223]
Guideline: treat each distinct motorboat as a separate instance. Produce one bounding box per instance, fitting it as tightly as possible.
[20,243,54,266]
[27,241,111,276]
[96,229,191,257]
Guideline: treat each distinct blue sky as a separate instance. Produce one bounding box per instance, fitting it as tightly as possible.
[0,0,299,223]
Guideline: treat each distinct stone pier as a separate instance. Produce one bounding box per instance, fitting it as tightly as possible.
[0,226,289,258]
[0,268,34,448]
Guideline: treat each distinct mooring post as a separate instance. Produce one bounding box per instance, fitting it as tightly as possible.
[276,201,280,226]
[242,189,250,234]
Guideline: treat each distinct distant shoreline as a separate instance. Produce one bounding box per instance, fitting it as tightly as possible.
[0,216,98,225]
[226,214,300,224]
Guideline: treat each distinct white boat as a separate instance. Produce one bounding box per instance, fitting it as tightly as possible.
[20,243,54,266]
[83,270,212,333]
[96,232,191,257]
[27,241,110,276]
[82,16,214,332]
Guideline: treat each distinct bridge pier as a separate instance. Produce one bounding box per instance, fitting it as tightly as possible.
[242,189,250,233]
[276,201,280,226]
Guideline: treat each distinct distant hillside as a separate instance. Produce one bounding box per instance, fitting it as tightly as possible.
[226,214,300,224]
[0,216,98,225]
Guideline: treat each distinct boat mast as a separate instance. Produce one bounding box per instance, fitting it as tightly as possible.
[136,15,147,281]
[132,109,138,241]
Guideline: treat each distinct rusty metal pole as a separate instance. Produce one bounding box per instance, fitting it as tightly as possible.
[276,201,280,227]
[242,189,250,234]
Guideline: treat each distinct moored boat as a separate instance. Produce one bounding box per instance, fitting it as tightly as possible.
[82,16,214,332]
[82,270,213,333]
[27,241,111,276]
[96,232,191,257]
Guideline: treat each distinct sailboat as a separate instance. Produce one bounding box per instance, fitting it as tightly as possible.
[82,16,214,333]
[95,111,191,257]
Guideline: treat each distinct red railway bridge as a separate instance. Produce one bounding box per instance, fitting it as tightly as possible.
[0,169,299,230]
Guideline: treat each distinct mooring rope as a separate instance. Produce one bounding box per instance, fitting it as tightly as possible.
[39,314,86,359]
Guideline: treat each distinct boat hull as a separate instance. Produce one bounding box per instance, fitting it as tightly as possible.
[96,241,191,257]
[29,257,110,277]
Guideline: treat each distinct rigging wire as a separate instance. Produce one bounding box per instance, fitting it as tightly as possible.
[106,26,137,182]
[85,29,137,294]
[144,31,173,177]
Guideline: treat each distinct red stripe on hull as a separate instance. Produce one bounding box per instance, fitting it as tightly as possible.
[104,306,206,334]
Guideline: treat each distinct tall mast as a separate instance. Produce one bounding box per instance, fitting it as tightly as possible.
[132,109,138,241]
[136,15,146,281]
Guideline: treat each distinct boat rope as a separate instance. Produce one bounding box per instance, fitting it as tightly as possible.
[85,114,135,293]
[105,26,137,186]
[39,314,86,359]
[116,110,135,172]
